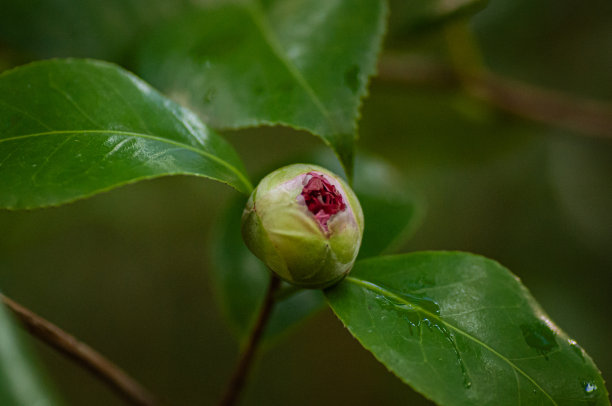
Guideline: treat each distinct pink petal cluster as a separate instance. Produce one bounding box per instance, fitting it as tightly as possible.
[301,172,346,232]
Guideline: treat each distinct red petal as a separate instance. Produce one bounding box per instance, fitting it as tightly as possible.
[301,173,346,232]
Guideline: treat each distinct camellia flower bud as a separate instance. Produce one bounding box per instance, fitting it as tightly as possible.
[241,164,364,289]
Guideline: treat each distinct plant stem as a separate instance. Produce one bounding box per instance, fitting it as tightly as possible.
[0,294,159,406]
[377,54,612,138]
[218,275,281,406]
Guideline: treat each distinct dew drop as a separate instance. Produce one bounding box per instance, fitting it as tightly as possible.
[376,285,471,389]
[203,88,216,104]
[520,321,558,359]
[584,381,598,396]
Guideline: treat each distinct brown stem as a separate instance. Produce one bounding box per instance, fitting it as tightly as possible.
[467,73,612,138]
[377,54,612,139]
[218,275,281,406]
[0,294,159,406]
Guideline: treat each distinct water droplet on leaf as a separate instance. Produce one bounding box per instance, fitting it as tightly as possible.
[376,285,471,389]
[584,381,598,396]
[520,321,558,359]
[203,88,216,104]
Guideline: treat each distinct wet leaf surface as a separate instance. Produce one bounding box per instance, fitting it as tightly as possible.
[0,59,251,209]
[326,252,609,406]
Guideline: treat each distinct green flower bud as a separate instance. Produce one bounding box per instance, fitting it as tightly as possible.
[241,164,364,289]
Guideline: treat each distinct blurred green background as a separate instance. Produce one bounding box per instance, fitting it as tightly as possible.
[1,0,611,405]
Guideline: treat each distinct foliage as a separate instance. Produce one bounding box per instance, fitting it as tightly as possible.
[1,0,610,405]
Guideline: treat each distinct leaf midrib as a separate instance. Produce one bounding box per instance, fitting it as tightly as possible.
[344,276,559,405]
[244,3,337,134]
[0,130,253,192]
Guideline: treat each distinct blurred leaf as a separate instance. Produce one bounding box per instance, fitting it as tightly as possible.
[548,136,612,255]
[0,59,252,209]
[0,0,193,63]
[136,0,389,178]
[0,299,63,405]
[388,0,488,37]
[310,150,425,258]
[210,196,325,343]
[472,0,612,100]
[326,252,609,406]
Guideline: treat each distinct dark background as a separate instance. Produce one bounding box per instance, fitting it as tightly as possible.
[1,0,611,404]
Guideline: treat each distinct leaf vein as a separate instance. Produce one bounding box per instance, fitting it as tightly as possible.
[91,73,153,134]
[245,3,336,132]
[48,77,101,128]
[0,130,252,192]
[344,276,559,405]
[0,99,54,132]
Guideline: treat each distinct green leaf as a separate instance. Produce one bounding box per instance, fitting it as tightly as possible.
[326,252,609,405]
[136,0,389,178]
[0,59,252,210]
[210,196,324,343]
[0,299,63,405]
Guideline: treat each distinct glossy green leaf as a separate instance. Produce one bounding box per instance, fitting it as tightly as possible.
[0,59,252,210]
[210,196,325,343]
[0,299,63,405]
[136,0,389,177]
[326,252,609,405]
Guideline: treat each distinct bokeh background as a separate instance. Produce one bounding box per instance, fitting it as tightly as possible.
[1,0,611,405]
